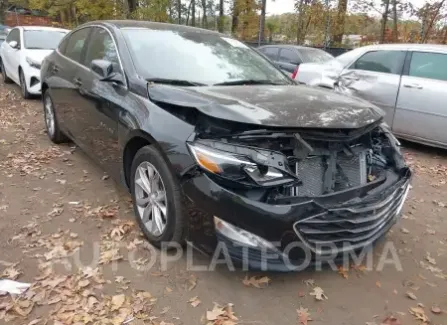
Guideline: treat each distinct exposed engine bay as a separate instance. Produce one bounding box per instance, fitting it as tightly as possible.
[186,114,408,205]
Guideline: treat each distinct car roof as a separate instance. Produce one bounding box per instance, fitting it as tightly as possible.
[18,26,69,33]
[84,20,221,35]
[258,44,316,51]
[357,43,447,52]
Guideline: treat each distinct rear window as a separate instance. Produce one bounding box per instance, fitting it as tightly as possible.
[299,48,334,63]
[24,30,67,50]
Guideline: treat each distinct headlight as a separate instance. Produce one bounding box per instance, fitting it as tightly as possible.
[187,141,296,187]
[26,57,41,69]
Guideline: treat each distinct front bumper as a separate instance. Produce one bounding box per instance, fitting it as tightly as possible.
[26,66,42,94]
[183,170,411,271]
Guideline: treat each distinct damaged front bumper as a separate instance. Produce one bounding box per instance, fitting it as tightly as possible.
[183,169,411,271]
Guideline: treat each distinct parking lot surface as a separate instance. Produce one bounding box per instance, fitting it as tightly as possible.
[0,82,446,325]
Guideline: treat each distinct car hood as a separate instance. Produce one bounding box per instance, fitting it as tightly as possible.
[147,84,385,129]
[24,49,54,64]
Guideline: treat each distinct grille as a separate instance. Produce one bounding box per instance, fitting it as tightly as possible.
[292,151,367,197]
[293,183,410,255]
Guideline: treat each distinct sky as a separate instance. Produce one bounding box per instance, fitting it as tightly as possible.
[267,0,427,16]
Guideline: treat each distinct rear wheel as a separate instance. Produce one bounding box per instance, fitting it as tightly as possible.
[43,90,68,144]
[1,60,12,84]
[130,145,186,248]
[19,69,31,99]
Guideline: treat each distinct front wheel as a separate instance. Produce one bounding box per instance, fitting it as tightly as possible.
[130,145,186,248]
[43,90,68,144]
[19,69,31,99]
[1,60,12,84]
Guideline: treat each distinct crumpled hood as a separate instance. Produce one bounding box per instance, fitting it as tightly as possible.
[147,84,385,129]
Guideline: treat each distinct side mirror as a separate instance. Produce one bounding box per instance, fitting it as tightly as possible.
[91,59,124,85]
[9,41,18,49]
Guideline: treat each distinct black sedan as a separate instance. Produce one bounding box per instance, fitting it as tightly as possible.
[41,21,411,271]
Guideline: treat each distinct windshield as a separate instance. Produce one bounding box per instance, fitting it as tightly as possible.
[122,29,291,85]
[299,48,334,63]
[24,30,67,50]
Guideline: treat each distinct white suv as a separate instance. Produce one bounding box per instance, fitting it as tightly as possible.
[0,26,69,98]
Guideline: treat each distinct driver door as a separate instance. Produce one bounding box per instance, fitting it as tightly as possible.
[3,28,21,83]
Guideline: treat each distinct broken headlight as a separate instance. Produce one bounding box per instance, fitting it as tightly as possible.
[187,142,296,187]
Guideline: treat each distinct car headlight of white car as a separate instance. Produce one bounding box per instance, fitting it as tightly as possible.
[26,57,41,70]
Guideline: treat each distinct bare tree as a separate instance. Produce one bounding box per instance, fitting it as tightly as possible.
[392,0,398,41]
[191,0,196,26]
[201,0,208,28]
[218,0,224,32]
[380,0,390,43]
[422,0,446,43]
[332,0,348,44]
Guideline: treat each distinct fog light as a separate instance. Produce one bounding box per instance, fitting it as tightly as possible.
[214,216,278,251]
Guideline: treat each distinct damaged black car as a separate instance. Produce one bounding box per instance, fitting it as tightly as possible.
[40,21,411,271]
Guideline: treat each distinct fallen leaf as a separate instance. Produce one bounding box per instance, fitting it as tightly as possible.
[27,319,41,325]
[242,276,270,288]
[111,294,125,311]
[297,306,312,325]
[2,265,21,280]
[310,287,327,301]
[431,306,442,314]
[165,287,173,293]
[381,316,401,325]
[406,291,417,300]
[304,279,315,286]
[409,306,429,323]
[337,266,349,279]
[78,279,90,288]
[425,253,436,265]
[401,228,410,234]
[188,296,201,307]
[376,281,382,288]
[160,306,170,314]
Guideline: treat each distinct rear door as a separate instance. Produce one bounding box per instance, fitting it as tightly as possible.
[338,50,406,126]
[277,48,302,74]
[393,51,447,146]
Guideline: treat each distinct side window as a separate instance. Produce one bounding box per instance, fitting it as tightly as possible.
[350,50,405,75]
[6,28,20,47]
[279,49,300,64]
[261,47,278,60]
[58,35,70,55]
[84,27,120,73]
[409,52,447,82]
[64,28,90,63]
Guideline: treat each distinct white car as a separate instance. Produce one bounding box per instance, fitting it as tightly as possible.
[0,26,69,98]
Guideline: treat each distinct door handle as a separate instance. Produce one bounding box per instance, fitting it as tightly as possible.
[73,78,82,87]
[403,83,423,89]
[52,65,59,73]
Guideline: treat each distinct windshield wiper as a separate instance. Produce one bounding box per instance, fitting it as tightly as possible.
[213,79,288,86]
[146,78,206,86]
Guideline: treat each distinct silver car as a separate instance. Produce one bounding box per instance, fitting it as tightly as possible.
[296,44,447,149]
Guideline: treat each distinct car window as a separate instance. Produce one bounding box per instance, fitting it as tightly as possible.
[64,27,90,64]
[6,28,20,47]
[58,35,69,54]
[261,47,278,60]
[24,30,66,50]
[122,29,291,85]
[279,48,300,64]
[298,48,333,63]
[409,52,447,82]
[350,50,405,74]
[84,27,120,72]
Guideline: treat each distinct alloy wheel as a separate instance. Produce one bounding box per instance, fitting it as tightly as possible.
[44,95,55,137]
[134,161,168,237]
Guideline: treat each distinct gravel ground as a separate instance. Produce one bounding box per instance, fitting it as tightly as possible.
[0,81,446,325]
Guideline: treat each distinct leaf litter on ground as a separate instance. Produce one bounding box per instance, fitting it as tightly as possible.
[242,275,270,288]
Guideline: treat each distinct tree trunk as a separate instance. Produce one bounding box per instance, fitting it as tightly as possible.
[442,27,447,44]
[201,0,207,28]
[332,0,348,45]
[218,0,224,33]
[191,0,196,26]
[380,0,390,44]
[177,0,181,23]
[0,0,8,25]
[296,0,305,44]
[127,0,137,17]
[186,0,192,25]
[231,0,239,35]
[392,0,398,42]
[259,0,266,43]
[422,0,446,43]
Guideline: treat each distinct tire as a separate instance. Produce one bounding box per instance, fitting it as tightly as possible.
[130,145,186,248]
[19,69,31,99]
[1,60,12,84]
[43,90,68,144]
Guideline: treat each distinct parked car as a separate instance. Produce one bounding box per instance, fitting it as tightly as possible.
[0,26,69,98]
[258,45,334,77]
[295,43,447,150]
[40,21,411,271]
